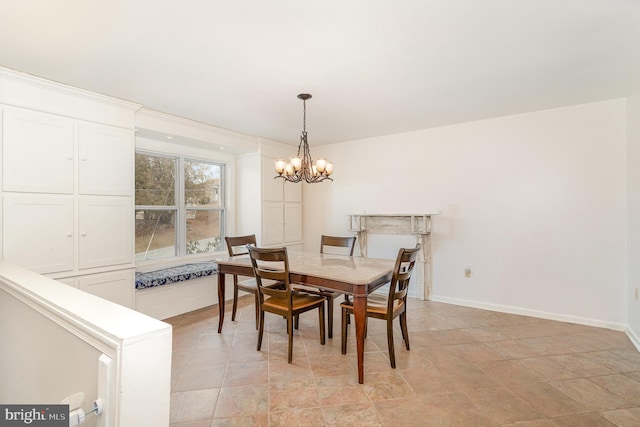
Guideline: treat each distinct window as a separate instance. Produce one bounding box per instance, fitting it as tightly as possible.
[135,152,225,262]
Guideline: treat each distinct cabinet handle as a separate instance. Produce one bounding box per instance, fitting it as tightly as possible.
[67,233,73,237]
[67,155,73,160]
[80,157,87,161]
[81,232,87,236]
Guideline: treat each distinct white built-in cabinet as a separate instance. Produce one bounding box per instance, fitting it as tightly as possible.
[261,156,302,247]
[236,152,303,249]
[1,102,136,307]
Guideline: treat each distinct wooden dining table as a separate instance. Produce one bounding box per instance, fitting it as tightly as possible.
[215,250,395,384]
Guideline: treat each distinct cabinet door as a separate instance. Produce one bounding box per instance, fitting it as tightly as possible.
[3,195,75,274]
[78,122,133,196]
[78,269,134,308]
[262,201,284,246]
[2,107,74,193]
[262,157,284,202]
[283,181,302,203]
[284,203,302,243]
[78,196,133,269]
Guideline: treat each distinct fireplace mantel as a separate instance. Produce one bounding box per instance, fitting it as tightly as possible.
[348,212,439,300]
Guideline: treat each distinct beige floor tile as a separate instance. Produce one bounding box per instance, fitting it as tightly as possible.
[170,420,213,427]
[303,334,343,357]
[477,359,543,386]
[188,346,232,367]
[373,396,442,427]
[169,300,639,426]
[509,382,589,417]
[173,362,227,392]
[170,388,219,424]
[459,327,510,342]
[268,407,327,427]
[549,378,631,411]
[340,333,384,353]
[548,412,617,426]
[174,331,208,353]
[465,387,544,424]
[268,358,314,383]
[589,374,640,404]
[214,384,268,419]
[223,361,268,387]
[315,375,369,406]
[211,414,268,426]
[431,361,502,392]
[195,333,236,352]
[321,402,383,425]
[483,338,542,359]
[519,356,580,382]
[587,349,640,373]
[401,392,495,426]
[361,371,415,401]
[599,407,640,427]
[269,379,319,412]
[390,345,439,370]
[406,328,482,348]
[398,364,459,396]
[308,354,355,378]
[427,342,505,364]
[500,420,559,427]
[549,353,618,377]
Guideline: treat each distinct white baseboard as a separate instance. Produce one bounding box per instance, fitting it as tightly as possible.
[430,295,628,332]
[626,327,640,351]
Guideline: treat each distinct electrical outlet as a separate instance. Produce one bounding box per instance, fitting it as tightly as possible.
[464,266,471,278]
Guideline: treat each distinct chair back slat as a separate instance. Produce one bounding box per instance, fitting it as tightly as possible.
[247,245,291,302]
[388,244,421,306]
[225,234,257,257]
[320,235,356,256]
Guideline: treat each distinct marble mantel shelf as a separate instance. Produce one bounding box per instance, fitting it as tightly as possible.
[347,212,440,300]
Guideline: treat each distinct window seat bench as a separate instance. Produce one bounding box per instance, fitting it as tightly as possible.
[135,262,218,290]
[134,262,219,320]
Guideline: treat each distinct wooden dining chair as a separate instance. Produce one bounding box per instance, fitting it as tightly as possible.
[224,234,266,329]
[247,245,326,363]
[294,235,356,338]
[340,244,421,368]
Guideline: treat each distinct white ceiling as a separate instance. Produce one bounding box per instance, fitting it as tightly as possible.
[1,0,640,146]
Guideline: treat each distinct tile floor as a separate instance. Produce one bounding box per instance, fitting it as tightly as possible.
[167,297,640,426]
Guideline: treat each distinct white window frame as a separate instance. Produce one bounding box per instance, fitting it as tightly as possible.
[135,149,226,263]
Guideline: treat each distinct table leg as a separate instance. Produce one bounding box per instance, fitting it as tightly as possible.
[353,293,367,384]
[217,272,226,333]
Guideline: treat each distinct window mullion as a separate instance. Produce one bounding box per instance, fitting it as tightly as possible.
[177,157,186,257]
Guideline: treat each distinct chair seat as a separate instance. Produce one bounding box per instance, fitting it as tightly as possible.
[340,294,404,316]
[263,292,325,313]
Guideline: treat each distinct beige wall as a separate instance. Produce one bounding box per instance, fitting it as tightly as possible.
[303,99,628,329]
[627,84,640,344]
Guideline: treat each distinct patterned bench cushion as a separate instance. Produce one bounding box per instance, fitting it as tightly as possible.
[135,262,218,290]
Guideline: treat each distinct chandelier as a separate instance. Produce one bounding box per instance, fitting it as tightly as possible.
[274,94,333,183]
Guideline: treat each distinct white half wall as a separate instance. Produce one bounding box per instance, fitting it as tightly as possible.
[0,262,172,427]
[303,99,627,328]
